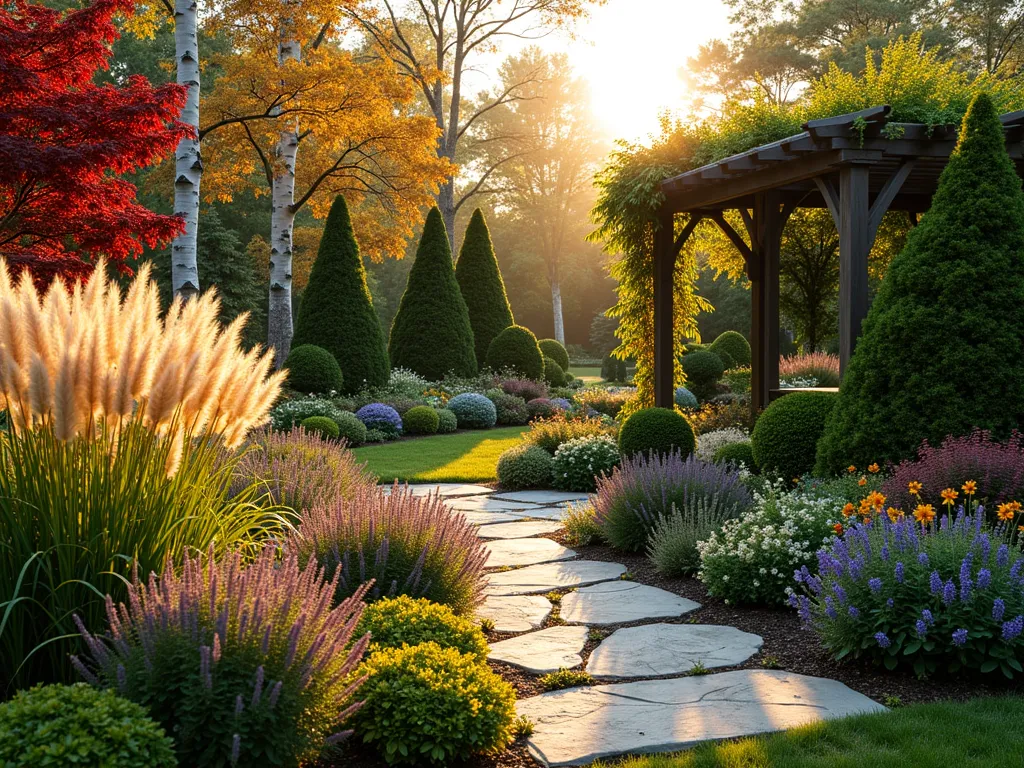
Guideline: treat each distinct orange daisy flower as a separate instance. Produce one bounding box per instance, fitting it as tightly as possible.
[842,503,856,518]
[868,463,880,474]
[867,491,886,509]
[940,488,958,506]
[858,476,867,487]
[908,481,922,496]
[914,504,936,524]
[886,507,903,523]
[998,503,1015,522]
[962,480,977,495]
[847,465,857,474]
[833,523,844,535]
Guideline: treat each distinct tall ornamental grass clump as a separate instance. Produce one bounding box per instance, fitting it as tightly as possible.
[795,492,1024,678]
[647,497,744,577]
[779,351,840,387]
[74,545,371,768]
[291,485,487,615]
[232,427,376,514]
[593,451,752,552]
[0,261,285,690]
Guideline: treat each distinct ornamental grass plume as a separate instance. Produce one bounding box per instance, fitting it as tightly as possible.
[73,544,371,768]
[778,352,841,387]
[291,484,487,615]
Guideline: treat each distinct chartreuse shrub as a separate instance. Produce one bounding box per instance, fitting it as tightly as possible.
[752,391,836,482]
[497,443,555,489]
[357,595,488,657]
[618,407,695,459]
[455,209,514,365]
[698,483,840,605]
[543,355,567,387]
[0,264,284,689]
[292,486,487,614]
[300,414,339,439]
[447,392,497,429]
[818,93,1024,474]
[485,325,545,380]
[709,330,751,367]
[436,408,458,434]
[352,642,517,765]
[553,436,621,492]
[74,545,370,768]
[539,338,569,370]
[0,684,177,768]
[232,427,375,514]
[594,451,751,552]
[403,405,440,435]
[283,344,343,394]
[292,196,389,393]
[795,494,1024,678]
[389,207,477,380]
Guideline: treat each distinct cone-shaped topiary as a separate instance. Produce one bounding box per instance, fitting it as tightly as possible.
[455,209,514,365]
[485,325,545,380]
[816,93,1024,474]
[389,208,478,380]
[292,196,389,394]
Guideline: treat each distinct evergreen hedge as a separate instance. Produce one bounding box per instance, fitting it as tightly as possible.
[291,196,389,394]
[455,209,514,365]
[485,325,545,380]
[817,93,1024,473]
[389,208,478,380]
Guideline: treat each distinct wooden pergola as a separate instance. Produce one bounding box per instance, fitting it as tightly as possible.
[653,104,1024,413]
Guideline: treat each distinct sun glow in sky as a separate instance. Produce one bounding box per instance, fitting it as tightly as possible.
[528,0,733,143]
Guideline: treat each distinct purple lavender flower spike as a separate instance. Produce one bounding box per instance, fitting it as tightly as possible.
[848,605,860,618]
[1003,615,1024,642]
[998,544,1010,567]
[930,571,943,594]
[894,561,905,583]
[868,577,883,594]
[918,552,929,566]
[943,580,957,605]
[824,596,837,619]
[922,609,934,625]
[993,598,1006,622]
[231,734,241,767]
[977,569,992,589]
[874,632,891,648]
[952,628,969,647]
[915,619,928,638]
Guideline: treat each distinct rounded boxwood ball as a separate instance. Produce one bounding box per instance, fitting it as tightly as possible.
[682,349,725,385]
[300,415,340,439]
[714,348,735,370]
[752,391,836,482]
[335,411,367,446]
[447,393,497,429]
[709,330,751,367]
[497,443,554,489]
[485,325,544,380]
[618,407,695,459]
[404,405,440,435]
[538,339,569,371]
[542,356,566,387]
[284,344,343,394]
[674,386,698,409]
[435,408,458,434]
[713,441,758,472]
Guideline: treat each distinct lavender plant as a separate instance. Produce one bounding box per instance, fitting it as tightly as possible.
[290,485,487,615]
[232,427,376,513]
[647,495,741,577]
[794,500,1024,678]
[72,545,370,767]
[594,451,752,552]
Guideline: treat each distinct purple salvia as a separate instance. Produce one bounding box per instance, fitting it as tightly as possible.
[70,656,99,685]
[116,664,127,693]
[268,680,283,709]
[231,734,240,767]
[251,665,264,708]
[200,645,212,690]
[234,694,244,717]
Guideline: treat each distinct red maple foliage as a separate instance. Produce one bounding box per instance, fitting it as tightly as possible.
[0,0,189,286]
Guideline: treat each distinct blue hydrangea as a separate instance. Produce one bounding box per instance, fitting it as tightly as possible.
[355,403,403,436]
[446,393,497,429]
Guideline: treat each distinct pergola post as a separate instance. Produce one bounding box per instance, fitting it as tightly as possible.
[653,206,676,408]
[838,164,871,373]
[750,192,782,413]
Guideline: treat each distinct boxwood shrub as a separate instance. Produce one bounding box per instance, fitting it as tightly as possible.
[284,343,344,395]
[709,330,751,367]
[404,405,440,435]
[682,350,724,399]
[435,408,458,434]
[447,393,497,429]
[713,441,758,471]
[751,391,836,482]
[618,407,695,459]
[485,325,544,380]
[497,443,555,489]
[542,356,566,387]
[300,415,339,440]
[486,391,530,426]
[336,411,368,446]
[538,338,569,370]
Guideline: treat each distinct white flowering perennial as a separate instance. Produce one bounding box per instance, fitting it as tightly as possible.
[697,482,840,605]
[694,427,750,462]
[552,435,620,492]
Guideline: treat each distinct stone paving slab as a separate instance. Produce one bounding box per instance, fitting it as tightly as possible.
[447,496,545,513]
[516,670,886,767]
[491,490,591,505]
[488,626,589,674]
[397,483,494,497]
[484,561,626,595]
[484,538,577,568]
[559,581,700,626]
[476,520,564,539]
[455,510,518,526]
[477,595,552,632]
[586,623,763,679]
[507,506,568,521]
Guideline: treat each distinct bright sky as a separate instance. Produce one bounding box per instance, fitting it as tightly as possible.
[529,0,733,143]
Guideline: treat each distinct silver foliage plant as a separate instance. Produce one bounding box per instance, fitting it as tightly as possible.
[646,493,744,577]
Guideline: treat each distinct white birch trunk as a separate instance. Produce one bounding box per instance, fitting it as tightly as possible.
[266,33,301,368]
[170,0,201,300]
[551,277,565,345]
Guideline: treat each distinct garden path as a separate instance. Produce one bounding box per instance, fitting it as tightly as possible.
[406,483,885,767]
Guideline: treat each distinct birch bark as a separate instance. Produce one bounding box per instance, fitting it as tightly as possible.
[170,0,202,299]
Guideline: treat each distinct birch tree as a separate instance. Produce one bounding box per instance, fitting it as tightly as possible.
[346,0,601,250]
[170,0,202,298]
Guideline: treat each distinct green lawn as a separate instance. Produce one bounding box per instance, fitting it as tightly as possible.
[570,365,603,384]
[352,426,528,483]
[597,696,1024,768]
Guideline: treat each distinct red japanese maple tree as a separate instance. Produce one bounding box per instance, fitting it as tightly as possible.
[0,0,189,285]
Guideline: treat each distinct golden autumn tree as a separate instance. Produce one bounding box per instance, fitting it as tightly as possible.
[201,0,450,363]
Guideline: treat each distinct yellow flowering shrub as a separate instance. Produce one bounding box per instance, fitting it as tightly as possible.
[356,595,488,657]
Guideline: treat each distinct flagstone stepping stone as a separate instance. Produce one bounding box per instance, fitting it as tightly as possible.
[516,669,886,767]
[447,496,542,513]
[488,626,589,674]
[484,538,576,568]
[477,595,552,632]
[485,560,626,595]
[398,483,494,497]
[454,510,517,526]
[559,582,700,625]
[586,624,763,679]
[476,520,564,539]
[508,506,568,521]
[492,490,590,505]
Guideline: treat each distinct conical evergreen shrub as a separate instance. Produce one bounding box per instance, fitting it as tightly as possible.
[291,196,389,394]
[389,208,478,380]
[455,209,514,365]
[816,93,1024,474]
